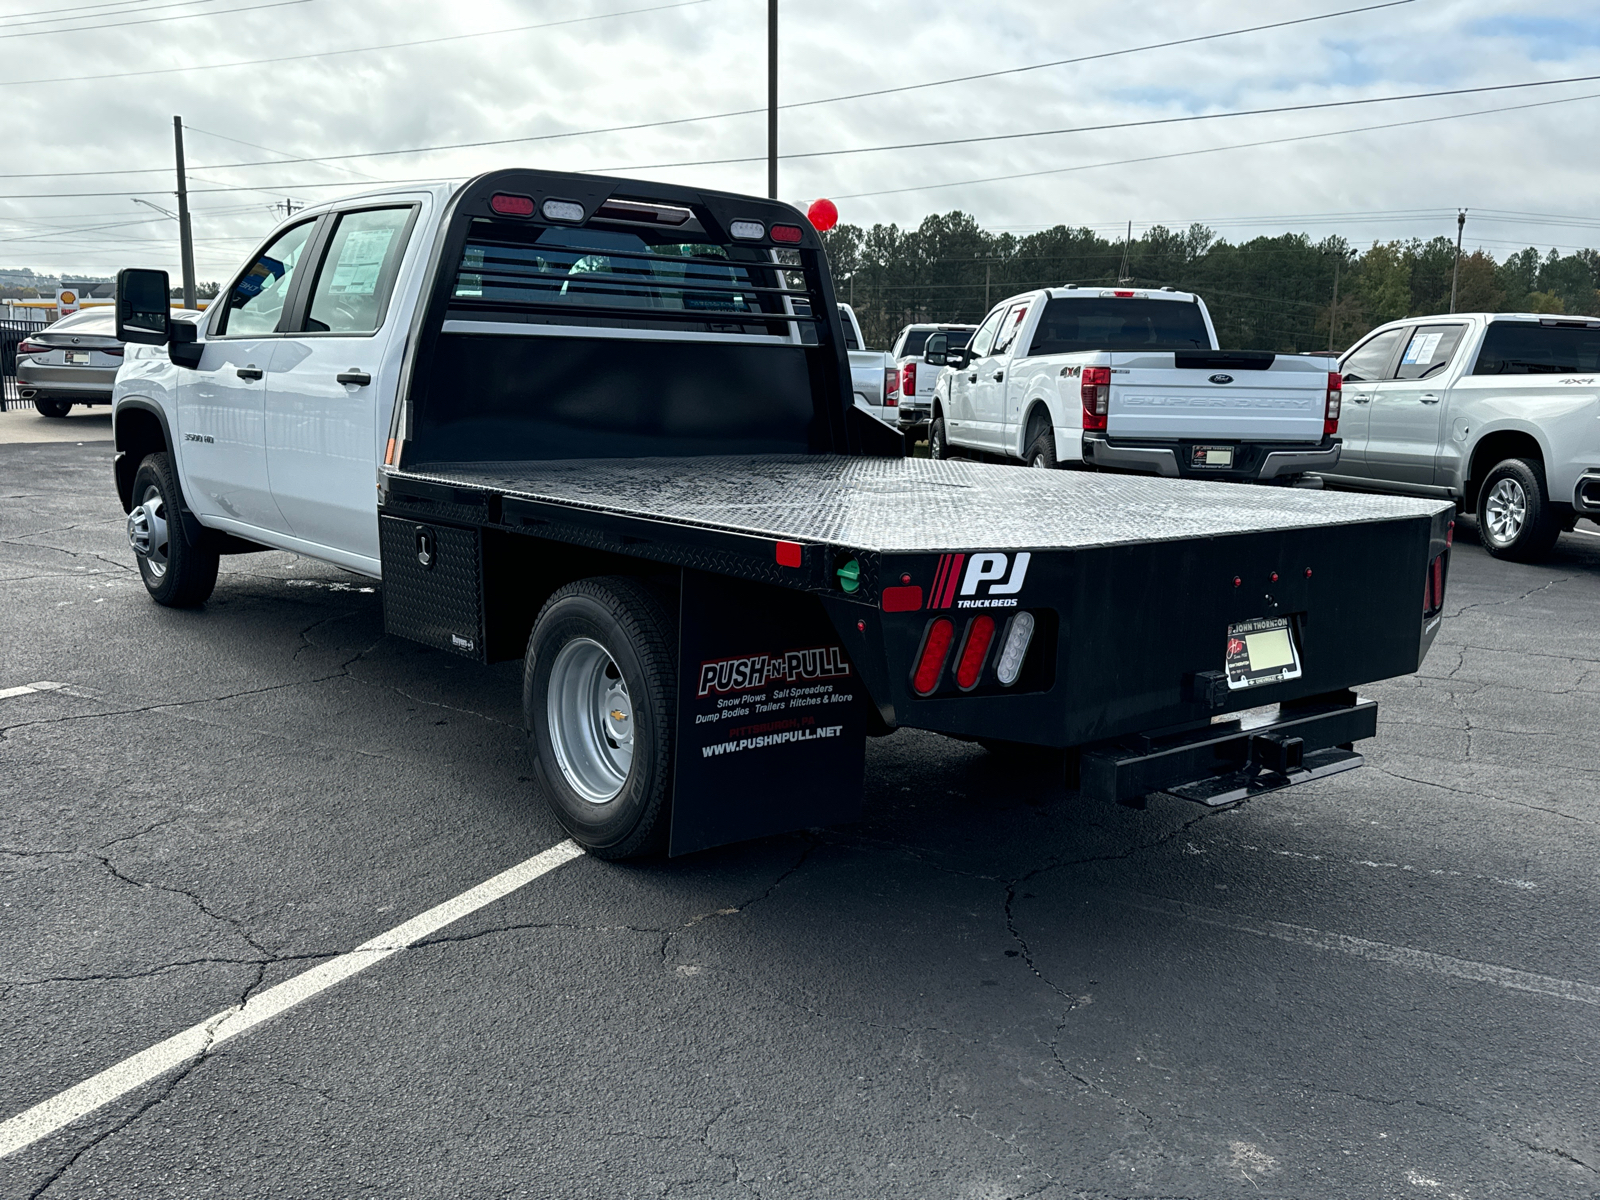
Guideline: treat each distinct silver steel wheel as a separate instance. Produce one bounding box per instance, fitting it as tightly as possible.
[127,483,170,578]
[1484,478,1527,546]
[546,637,634,804]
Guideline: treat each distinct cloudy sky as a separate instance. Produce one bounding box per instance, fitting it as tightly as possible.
[2,0,1598,281]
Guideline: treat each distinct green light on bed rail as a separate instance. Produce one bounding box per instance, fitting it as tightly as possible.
[836,558,861,594]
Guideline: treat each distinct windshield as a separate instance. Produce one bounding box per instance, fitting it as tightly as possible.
[1028,297,1210,354]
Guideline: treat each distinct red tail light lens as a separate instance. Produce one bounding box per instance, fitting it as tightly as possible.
[769,224,803,244]
[102,346,124,357]
[901,360,916,398]
[911,618,955,696]
[1423,551,1448,616]
[883,366,899,406]
[489,192,536,217]
[1324,371,1342,435]
[954,615,996,690]
[17,340,50,356]
[1081,366,1110,432]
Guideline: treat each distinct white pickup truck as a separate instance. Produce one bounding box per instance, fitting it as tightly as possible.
[1322,312,1600,561]
[926,287,1342,482]
[889,322,977,434]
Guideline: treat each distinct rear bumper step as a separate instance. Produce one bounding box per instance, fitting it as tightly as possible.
[1080,691,1376,808]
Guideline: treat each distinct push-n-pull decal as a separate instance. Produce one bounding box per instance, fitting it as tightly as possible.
[929,552,1031,609]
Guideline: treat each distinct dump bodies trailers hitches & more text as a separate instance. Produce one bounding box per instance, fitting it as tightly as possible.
[110,168,1454,860]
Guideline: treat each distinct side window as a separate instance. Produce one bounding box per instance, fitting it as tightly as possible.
[1339,328,1405,383]
[303,207,414,334]
[991,302,1031,356]
[967,307,1006,359]
[1473,322,1600,374]
[1394,324,1467,380]
[215,220,315,337]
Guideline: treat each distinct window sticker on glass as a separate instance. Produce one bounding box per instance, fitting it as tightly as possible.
[327,228,396,297]
[1225,617,1303,690]
[1401,331,1443,366]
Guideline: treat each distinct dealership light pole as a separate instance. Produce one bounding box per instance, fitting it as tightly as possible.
[767,0,778,199]
[173,116,197,310]
[1448,208,1466,314]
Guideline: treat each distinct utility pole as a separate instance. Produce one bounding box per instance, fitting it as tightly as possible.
[767,0,777,199]
[1449,209,1466,314]
[985,261,990,309]
[1328,253,1340,349]
[173,116,196,310]
[1117,220,1132,284]
[274,198,303,218]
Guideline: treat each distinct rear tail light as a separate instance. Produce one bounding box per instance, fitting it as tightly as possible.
[911,618,955,696]
[103,347,124,357]
[1423,550,1449,616]
[17,340,50,356]
[769,224,803,244]
[490,192,536,217]
[953,615,996,690]
[1081,366,1110,432]
[995,612,1035,686]
[883,366,899,407]
[901,360,916,399]
[1324,371,1342,435]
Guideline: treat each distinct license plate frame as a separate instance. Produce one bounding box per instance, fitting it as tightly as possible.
[1225,616,1303,691]
[64,350,90,365]
[1191,444,1234,469]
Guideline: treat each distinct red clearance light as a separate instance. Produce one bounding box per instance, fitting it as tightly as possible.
[806,198,838,232]
[770,224,803,244]
[954,615,997,690]
[1113,290,1135,298]
[1445,520,1454,548]
[775,540,803,568]
[490,193,536,217]
[911,618,955,696]
[881,585,923,612]
[1324,371,1342,436]
[1081,366,1110,432]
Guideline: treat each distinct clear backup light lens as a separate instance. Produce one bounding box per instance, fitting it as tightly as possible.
[730,219,765,240]
[541,199,584,222]
[995,612,1036,686]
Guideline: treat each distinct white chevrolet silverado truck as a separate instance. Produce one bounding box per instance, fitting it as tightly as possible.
[926,287,1342,482]
[1321,312,1600,561]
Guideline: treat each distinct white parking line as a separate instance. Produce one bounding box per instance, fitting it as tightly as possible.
[0,681,66,700]
[0,838,583,1159]
[1129,893,1600,1005]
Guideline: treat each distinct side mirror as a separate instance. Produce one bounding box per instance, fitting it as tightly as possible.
[116,268,171,345]
[922,333,948,366]
[946,345,970,370]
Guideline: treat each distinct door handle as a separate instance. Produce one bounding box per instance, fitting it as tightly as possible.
[235,366,263,381]
[968,374,977,383]
[337,370,372,386]
[993,370,1004,382]
[1419,393,1440,404]
[1349,393,1370,404]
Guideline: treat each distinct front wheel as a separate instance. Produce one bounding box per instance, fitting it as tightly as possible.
[128,452,219,606]
[1478,458,1562,562]
[929,414,953,460]
[524,577,677,859]
[34,398,72,418]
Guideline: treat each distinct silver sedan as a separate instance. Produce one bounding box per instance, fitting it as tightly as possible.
[15,307,124,418]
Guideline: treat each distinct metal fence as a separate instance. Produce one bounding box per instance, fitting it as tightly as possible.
[1,317,48,410]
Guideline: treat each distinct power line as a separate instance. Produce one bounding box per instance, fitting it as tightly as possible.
[0,0,714,85]
[1,0,224,32]
[0,0,313,39]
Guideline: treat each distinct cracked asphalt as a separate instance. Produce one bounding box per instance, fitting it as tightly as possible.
[3,437,1599,1199]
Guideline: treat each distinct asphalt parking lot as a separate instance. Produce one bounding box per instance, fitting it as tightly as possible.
[3,427,1598,1200]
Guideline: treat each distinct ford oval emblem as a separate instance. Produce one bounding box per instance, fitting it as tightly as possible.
[1208,373,1234,384]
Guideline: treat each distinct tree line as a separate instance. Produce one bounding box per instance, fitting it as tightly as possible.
[816,212,1600,353]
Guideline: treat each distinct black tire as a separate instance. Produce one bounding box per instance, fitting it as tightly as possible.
[33,398,71,418]
[128,452,219,607]
[929,412,954,460]
[1025,428,1058,469]
[524,576,676,859]
[1477,457,1562,562]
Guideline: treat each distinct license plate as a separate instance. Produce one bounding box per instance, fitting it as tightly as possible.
[64,350,90,365]
[1192,445,1233,468]
[1225,617,1303,690]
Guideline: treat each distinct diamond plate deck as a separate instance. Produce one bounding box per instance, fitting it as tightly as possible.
[394,455,1448,553]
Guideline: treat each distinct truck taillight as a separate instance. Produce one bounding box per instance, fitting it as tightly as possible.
[953,615,996,691]
[1423,550,1448,617]
[883,366,899,406]
[911,618,955,696]
[901,360,916,398]
[1324,371,1342,435]
[1081,366,1110,432]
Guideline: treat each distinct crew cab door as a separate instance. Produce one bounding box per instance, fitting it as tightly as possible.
[177,218,317,533]
[974,300,1029,452]
[1366,323,1467,484]
[264,204,419,563]
[1334,326,1407,473]
[948,305,1004,444]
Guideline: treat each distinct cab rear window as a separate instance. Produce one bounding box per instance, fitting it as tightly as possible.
[1473,322,1600,374]
[1028,298,1210,355]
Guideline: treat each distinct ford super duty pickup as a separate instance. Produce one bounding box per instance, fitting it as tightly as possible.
[109,168,1451,859]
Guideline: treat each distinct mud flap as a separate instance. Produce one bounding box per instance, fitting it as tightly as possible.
[669,570,868,856]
